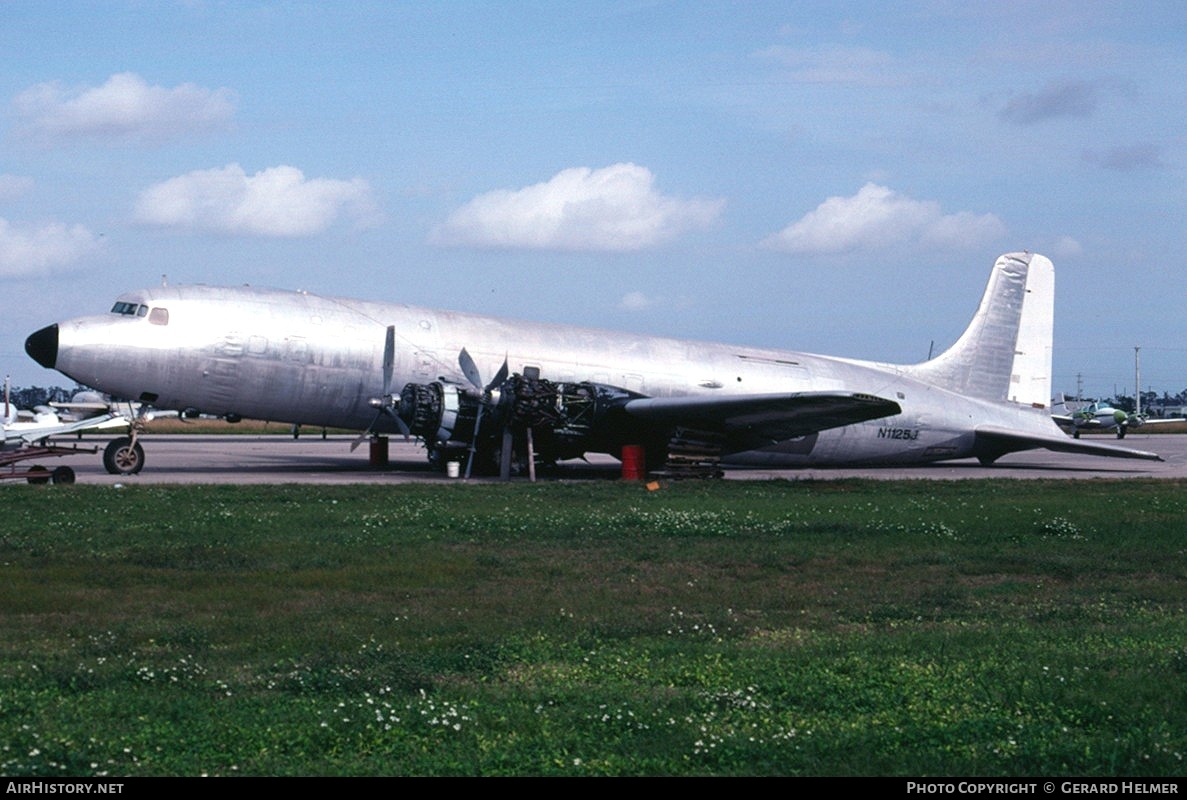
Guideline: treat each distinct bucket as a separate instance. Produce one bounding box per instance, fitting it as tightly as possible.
[446,461,460,478]
[621,445,645,480]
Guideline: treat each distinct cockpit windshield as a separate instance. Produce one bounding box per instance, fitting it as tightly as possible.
[110,301,168,324]
[111,301,148,317]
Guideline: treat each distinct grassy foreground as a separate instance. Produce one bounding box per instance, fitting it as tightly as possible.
[1,479,1185,776]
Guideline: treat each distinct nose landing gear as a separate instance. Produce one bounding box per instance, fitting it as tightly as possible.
[102,436,146,475]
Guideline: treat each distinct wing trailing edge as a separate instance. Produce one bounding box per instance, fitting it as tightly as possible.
[624,391,901,450]
[973,425,1163,463]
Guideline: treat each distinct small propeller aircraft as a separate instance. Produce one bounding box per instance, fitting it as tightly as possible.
[1052,395,1179,439]
[2,378,134,482]
[24,252,1162,478]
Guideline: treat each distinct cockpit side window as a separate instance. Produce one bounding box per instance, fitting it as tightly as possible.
[149,307,169,325]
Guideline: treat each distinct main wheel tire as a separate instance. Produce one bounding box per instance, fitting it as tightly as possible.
[103,437,145,475]
[26,465,50,484]
[51,466,75,484]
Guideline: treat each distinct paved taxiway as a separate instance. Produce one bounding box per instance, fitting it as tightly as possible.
[10,432,1186,485]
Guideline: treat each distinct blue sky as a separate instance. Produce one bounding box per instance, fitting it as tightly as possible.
[2,1,1184,398]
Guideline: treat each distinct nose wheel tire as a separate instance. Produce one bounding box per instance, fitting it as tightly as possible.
[103,437,146,475]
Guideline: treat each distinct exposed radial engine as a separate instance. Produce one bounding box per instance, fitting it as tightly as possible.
[395,373,642,472]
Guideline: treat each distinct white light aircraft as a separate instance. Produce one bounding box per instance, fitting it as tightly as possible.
[1052,395,1179,439]
[2,406,128,446]
[2,378,133,482]
[3,379,128,446]
[24,252,1162,476]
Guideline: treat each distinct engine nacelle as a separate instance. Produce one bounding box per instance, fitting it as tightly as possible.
[536,380,641,458]
[398,381,479,444]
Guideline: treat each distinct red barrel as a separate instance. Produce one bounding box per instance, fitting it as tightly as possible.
[369,436,389,466]
[621,445,645,480]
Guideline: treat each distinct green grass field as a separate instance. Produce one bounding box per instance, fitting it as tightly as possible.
[2,479,1185,776]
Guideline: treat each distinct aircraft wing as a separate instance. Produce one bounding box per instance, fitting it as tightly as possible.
[7,413,129,445]
[50,401,111,413]
[623,391,901,450]
[1135,417,1184,430]
[48,401,114,422]
[974,425,1163,462]
[1051,413,1100,430]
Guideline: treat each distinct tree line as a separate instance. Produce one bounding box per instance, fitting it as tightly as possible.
[1107,390,1187,416]
[3,385,83,411]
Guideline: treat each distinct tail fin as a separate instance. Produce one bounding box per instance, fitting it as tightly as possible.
[908,252,1053,407]
[1051,392,1071,415]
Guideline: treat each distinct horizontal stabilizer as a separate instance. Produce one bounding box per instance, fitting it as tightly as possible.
[974,425,1163,462]
[625,391,901,448]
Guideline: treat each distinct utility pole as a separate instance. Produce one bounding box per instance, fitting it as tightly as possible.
[1134,346,1142,416]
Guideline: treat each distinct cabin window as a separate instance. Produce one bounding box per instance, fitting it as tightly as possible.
[148,307,170,326]
[284,338,308,362]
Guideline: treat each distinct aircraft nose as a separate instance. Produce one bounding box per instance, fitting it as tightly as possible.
[25,324,59,369]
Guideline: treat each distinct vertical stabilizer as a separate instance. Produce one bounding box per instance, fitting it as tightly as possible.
[909,252,1054,406]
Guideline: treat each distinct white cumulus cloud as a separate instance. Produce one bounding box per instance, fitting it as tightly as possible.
[134,164,377,237]
[13,71,235,143]
[431,163,724,252]
[0,218,103,277]
[762,183,1005,255]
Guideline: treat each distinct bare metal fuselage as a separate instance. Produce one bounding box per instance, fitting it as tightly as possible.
[36,283,1055,467]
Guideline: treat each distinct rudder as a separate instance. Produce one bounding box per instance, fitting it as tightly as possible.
[908,252,1053,407]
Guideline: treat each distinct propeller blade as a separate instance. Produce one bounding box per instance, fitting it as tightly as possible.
[464,404,484,478]
[382,325,395,396]
[499,425,513,480]
[486,357,509,393]
[393,413,411,437]
[353,325,402,451]
[459,347,483,392]
[457,349,511,477]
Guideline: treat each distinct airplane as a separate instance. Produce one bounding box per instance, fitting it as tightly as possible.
[49,388,118,420]
[2,377,133,482]
[1052,394,1179,439]
[23,251,1162,478]
[3,378,128,445]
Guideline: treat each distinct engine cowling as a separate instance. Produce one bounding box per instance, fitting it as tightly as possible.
[398,381,478,443]
[396,375,640,462]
